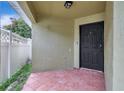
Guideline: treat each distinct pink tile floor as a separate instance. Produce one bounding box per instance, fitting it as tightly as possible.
[22,68,105,91]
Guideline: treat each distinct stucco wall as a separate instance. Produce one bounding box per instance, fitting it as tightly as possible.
[104,1,124,90]
[104,1,113,90]
[113,2,124,90]
[32,17,74,72]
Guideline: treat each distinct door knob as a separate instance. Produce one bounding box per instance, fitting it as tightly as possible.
[99,44,102,48]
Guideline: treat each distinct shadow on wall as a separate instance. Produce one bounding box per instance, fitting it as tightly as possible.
[32,17,74,72]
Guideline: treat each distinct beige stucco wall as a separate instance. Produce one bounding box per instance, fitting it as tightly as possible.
[74,13,104,68]
[104,1,124,90]
[112,2,124,90]
[32,17,74,72]
[104,1,114,90]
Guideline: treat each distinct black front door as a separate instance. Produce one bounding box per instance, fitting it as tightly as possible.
[80,21,104,71]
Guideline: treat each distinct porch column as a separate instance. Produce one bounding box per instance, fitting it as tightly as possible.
[112,1,124,90]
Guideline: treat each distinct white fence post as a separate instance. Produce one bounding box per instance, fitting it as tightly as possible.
[8,30,12,78]
[0,28,1,83]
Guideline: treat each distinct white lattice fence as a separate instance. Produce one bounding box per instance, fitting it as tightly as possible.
[1,29,10,43]
[1,28,28,44]
[0,28,31,83]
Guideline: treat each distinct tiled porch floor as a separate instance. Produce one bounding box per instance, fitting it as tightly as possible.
[22,68,105,91]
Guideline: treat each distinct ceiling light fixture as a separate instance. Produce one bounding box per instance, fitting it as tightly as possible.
[64,1,73,9]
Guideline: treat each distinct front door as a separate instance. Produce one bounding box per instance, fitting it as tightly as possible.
[80,21,104,71]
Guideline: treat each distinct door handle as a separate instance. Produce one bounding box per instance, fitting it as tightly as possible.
[99,44,102,48]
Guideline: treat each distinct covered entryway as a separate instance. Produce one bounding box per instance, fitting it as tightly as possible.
[5,1,124,91]
[8,1,107,91]
[80,21,104,71]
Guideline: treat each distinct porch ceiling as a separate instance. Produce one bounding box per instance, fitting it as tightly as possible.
[27,1,106,20]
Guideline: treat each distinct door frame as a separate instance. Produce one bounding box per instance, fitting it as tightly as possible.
[79,21,104,71]
[74,12,104,69]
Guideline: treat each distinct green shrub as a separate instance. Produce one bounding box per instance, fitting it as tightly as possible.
[0,64,32,91]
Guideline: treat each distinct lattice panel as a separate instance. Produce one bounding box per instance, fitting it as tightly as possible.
[0,29,28,44]
[1,30,10,43]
